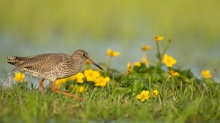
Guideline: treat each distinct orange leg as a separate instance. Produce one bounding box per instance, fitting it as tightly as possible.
[39,79,45,94]
[51,81,83,101]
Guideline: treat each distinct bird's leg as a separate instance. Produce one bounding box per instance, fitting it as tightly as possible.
[51,81,83,101]
[39,79,45,94]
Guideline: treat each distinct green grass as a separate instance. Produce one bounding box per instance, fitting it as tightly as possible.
[1,76,220,123]
[1,39,220,123]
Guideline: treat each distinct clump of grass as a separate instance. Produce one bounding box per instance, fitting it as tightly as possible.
[0,36,220,122]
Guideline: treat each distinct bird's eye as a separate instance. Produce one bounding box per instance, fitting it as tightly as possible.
[83,53,86,57]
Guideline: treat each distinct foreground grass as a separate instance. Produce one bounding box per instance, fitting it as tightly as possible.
[0,78,220,123]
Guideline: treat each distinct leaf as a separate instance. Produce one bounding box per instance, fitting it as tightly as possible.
[113,87,131,95]
[130,79,144,93]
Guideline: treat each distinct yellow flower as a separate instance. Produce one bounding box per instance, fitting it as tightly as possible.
[152,90,159,98]
[141,56,150,66]
[126,62,132,74]
[136,90,149,102]
[155,35,164,42]
[77,86,85,93]
[162,54,177,67]
[84,69,100,82]
[201,70,211,79]
[55,78,67,88]
[133,61,141,67]
[14,72,25,82]
[141,45,152,51]
[94,76,110,87]
[69,72,84,83]
[106,48,120,57]
[168,70,180,77]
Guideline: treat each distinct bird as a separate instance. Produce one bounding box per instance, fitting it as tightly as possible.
[7,49,103,100]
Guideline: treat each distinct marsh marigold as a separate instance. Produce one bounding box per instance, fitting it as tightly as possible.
[133,61,141,67]
[69,72,84,83]
[162,54,176,67]
[77,86,85,93]
[136,90,150,102]
[106,48,120,57]
[201,70,211,79]
[169,70,180,77]
[126,62,132,74]
[94,76,110,87]
[55,78,68,88]
[155,35,164,42]
[14,72,25,82]
[141,56,150,66]
[141,45,152,51]
[152,90,159,98]
[84,69,100,81]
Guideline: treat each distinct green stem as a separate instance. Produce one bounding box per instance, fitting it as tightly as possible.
[156,41,161,62]
[162,42,171,57]
[89,87,97,101]
[163,75,171,93]
[107,57,112,71]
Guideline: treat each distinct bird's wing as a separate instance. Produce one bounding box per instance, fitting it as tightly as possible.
[12,53,68,73]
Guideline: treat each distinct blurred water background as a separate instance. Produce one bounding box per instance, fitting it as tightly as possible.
[0,0,220,81]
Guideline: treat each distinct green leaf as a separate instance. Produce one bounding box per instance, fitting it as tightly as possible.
[130,79,144,93]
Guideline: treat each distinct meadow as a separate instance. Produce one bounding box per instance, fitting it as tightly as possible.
[0,1,220,122]
[1,37,220,123]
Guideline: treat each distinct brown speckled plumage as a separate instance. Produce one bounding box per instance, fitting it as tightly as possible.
[7,49,103,100]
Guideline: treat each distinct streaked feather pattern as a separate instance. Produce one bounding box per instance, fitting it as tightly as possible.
[7,49,89,81]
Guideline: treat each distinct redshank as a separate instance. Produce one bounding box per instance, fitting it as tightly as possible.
[7,49,103,100]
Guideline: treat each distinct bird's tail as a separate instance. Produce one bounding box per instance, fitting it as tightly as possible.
[7,56,23,66]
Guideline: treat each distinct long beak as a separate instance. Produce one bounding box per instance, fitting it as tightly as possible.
[87,58,103,70]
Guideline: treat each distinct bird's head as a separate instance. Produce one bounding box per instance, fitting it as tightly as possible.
[72,49,103,70]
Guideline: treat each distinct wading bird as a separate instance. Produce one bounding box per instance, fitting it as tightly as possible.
[7,49,103,100]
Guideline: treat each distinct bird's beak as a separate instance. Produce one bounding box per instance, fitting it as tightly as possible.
[87,58,103,70]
